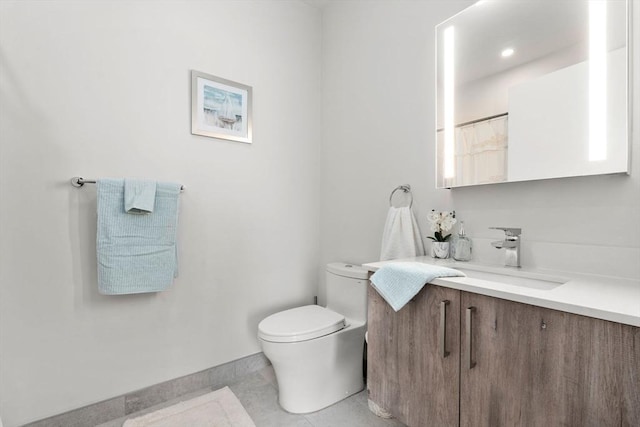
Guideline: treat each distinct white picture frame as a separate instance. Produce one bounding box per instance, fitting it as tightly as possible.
[191,70,252,143]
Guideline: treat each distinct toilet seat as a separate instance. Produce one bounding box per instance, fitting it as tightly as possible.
[258,305,346,343]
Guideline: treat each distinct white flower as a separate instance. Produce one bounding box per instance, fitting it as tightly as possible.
[427,210,456,241]
[427,211,440,223]
[441,216,457,232]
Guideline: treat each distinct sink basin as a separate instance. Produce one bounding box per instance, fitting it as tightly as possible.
[453,266,568,291]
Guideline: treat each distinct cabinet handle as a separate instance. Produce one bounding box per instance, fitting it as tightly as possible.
[440,300,450,358]
[466,306,476,369]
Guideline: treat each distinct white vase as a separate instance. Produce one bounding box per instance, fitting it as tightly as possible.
[430,242,450,259]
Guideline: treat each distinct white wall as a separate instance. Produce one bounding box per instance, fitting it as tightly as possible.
[0,1,322,425]
[320,0,640,303]
[319,0,471,298]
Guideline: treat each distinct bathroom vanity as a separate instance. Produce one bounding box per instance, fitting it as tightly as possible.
[363,258,640,427]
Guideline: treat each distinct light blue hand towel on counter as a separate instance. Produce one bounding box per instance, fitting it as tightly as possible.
[124,178,157,214]
[97,178,181,295]
[370,262,465,311]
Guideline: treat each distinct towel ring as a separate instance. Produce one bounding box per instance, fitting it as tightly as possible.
[389,184,413,208]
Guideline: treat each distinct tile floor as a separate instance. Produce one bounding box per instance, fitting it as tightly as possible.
[97,365,405,427]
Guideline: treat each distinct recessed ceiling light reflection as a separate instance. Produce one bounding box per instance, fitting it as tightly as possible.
[501,48,515,58]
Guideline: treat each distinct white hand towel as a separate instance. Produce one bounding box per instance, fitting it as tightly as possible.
[380,206,425,261]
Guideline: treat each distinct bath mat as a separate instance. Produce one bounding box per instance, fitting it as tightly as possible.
[122,386,256,427]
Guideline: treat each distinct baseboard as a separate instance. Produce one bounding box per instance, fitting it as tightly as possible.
[22,352,270,427]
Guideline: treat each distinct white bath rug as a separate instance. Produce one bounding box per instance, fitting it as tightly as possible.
[122,386,256,427]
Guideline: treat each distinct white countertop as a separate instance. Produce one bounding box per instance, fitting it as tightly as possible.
[363,256,640,327]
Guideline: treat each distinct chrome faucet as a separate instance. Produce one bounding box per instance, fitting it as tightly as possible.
[490,227,521,268]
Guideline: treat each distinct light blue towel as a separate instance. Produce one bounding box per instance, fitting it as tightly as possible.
[370,262,465,311]
[97,178,181,295]
[124,179,157,214]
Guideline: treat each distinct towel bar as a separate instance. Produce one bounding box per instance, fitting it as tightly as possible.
[389,184,412,208]
[71,177,184,191]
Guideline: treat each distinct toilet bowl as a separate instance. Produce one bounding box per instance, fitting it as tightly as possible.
[258,263,369,414]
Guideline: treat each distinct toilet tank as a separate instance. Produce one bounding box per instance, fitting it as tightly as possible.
[325,263,369,323]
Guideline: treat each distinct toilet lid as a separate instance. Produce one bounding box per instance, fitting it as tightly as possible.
[258,305,346,343]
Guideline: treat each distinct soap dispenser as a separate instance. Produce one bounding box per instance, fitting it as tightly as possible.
[452,221,472,261]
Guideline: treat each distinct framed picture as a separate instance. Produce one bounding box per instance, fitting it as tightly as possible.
[191,70,252,143]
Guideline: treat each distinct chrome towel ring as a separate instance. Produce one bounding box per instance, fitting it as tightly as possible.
[389,184,413,208]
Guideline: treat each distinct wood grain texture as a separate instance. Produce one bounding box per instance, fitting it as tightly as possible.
[367,284,460,426]
[621,324,640,426]
[460,291,639,427]
[368,282,639,427]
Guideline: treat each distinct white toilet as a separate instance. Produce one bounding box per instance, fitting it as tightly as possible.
[258,263,369,414]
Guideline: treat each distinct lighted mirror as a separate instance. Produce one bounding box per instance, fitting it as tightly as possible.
[436,0,630,188]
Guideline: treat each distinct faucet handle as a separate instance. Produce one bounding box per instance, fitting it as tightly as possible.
[490,227,522,237]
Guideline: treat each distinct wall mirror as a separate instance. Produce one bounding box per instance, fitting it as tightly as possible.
[435,0,630,188]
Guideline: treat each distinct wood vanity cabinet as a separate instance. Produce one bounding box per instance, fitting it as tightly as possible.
[368,285,461,426]
[367,285,640,427]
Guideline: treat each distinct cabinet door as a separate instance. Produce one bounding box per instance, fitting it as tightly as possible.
[460,291,638,427]
[621,324,640,426]
[368,284,460,426]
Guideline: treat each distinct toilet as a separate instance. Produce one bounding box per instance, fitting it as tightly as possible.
[258,262,369,414]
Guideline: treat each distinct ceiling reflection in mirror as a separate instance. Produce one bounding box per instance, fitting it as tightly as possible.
[435,0,629,188]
